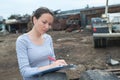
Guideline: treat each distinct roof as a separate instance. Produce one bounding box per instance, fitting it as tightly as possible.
[5,19,18,24]
[5,17,30,24]
[80,4,120,12]
[56,9,81,16]
[56,4,120,16]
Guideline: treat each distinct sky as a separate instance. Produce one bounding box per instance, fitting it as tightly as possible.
[0,0,120,19]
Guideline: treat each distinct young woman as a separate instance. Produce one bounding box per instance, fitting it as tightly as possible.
[16,7,67,80]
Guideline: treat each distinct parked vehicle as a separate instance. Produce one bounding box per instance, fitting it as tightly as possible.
[92,0,120,48]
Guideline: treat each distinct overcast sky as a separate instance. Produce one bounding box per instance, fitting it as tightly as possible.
[0,0,120,19]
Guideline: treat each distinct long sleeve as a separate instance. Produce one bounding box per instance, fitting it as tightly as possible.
[16,36,41,77]
[48,35,56,64]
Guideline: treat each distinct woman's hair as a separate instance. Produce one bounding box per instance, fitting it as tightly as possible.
[32,7,54,23]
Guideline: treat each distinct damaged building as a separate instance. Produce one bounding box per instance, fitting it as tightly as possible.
[53,4,120,31]
[5,15,30,33]
[53,9,81,32]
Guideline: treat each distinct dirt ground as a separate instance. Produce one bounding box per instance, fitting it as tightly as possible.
[0,29,120,80]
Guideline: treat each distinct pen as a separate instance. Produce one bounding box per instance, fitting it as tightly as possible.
[48,56,56,61]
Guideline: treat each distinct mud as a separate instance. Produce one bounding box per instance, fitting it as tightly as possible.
[0,30,120,80]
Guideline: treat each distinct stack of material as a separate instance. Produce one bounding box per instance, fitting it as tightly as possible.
[106,68,120,79]
[79,69,119,80]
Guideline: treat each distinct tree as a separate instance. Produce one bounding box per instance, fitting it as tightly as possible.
[8,14,21,19]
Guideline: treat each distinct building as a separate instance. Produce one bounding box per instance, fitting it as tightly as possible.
[5,16,30,33]
[53,9,81,31]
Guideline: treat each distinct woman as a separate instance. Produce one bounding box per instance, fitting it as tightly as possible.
[16,7,67,80]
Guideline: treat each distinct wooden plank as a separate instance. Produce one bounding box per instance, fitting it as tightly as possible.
[113,71,120,74]
[105,69,120,72]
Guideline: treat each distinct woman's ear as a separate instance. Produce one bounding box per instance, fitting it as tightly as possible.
[33,17,37,25]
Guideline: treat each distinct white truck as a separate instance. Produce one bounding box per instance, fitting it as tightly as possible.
[92,0,120,48]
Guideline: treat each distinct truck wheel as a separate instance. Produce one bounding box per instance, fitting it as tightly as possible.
[94,38,100,48]
[101,38,107,48]
[94,38,107,48]
[79,70,119,80]
[39,72,68,80]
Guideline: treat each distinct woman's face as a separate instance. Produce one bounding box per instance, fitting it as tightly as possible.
[33,13,54,35]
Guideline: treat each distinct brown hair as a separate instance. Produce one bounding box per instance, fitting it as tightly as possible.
[32,7,54,23]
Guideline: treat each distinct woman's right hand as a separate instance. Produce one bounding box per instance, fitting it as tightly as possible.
[38,59,67,71]
[50,59,67,68]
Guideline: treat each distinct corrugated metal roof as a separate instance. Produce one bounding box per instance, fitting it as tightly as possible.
[5,19,18,24]
[56,9,81,16]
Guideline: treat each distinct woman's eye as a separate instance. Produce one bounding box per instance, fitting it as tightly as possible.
[42,21,47,24]
[49,23,52,26]
[42,21,52,27]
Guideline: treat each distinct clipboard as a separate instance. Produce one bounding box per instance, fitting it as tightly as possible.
[33,64,74,76]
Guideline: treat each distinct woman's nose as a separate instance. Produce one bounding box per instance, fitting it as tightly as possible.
[45,24,50,29]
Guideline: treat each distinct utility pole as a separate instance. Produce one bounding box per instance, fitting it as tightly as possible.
[105,0,108,17]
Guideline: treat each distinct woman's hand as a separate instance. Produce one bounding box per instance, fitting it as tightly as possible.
[50,59,67,68]
[38,59,67,71]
